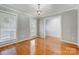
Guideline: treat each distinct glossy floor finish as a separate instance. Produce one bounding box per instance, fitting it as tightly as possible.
[0,36,79,55]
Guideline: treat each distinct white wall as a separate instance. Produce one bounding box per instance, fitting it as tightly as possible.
[39,18,45,37]
[17,14,30,40]
[62,10,77,43]
[77,7,79,44]
[39,16,62,38]
[0,5,37,46]
[45,16,61,38]
[39,10,77,44]
[29,17,37,38]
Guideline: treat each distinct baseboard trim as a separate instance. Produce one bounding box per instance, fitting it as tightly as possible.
[61,40,79,47]
[38,35,79,47]
[36,35,45,39]
[0,37,37,48]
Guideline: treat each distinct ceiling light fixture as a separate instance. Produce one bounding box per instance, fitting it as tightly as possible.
[37,4,41,16]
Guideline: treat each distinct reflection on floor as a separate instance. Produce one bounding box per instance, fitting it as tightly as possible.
[0,36,79,55]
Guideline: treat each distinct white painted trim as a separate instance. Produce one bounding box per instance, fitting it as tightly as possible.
[0,37,35,47]
[38,35,79,46]
[0,39,16,47]
[0,9,17,16]
[61,40,79,46]
[77,6,79,46]
[0,5,33,17]
[40,6,78,18]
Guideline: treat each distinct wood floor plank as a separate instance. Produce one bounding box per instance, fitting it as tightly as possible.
[0,37,78,55]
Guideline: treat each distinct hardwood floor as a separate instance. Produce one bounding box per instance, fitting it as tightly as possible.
[0,36,79,55]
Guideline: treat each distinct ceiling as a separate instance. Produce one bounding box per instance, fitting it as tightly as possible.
[0,4,78,17]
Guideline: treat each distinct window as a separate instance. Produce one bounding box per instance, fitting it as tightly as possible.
[0,11,17,45]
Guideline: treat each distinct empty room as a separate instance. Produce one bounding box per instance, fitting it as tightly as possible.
[0,4,79,55]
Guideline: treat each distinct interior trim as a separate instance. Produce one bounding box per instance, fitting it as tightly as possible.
[0,37,36,47]
[41,6,78,18]
[61,40,79,47]
[0,5,33,16]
